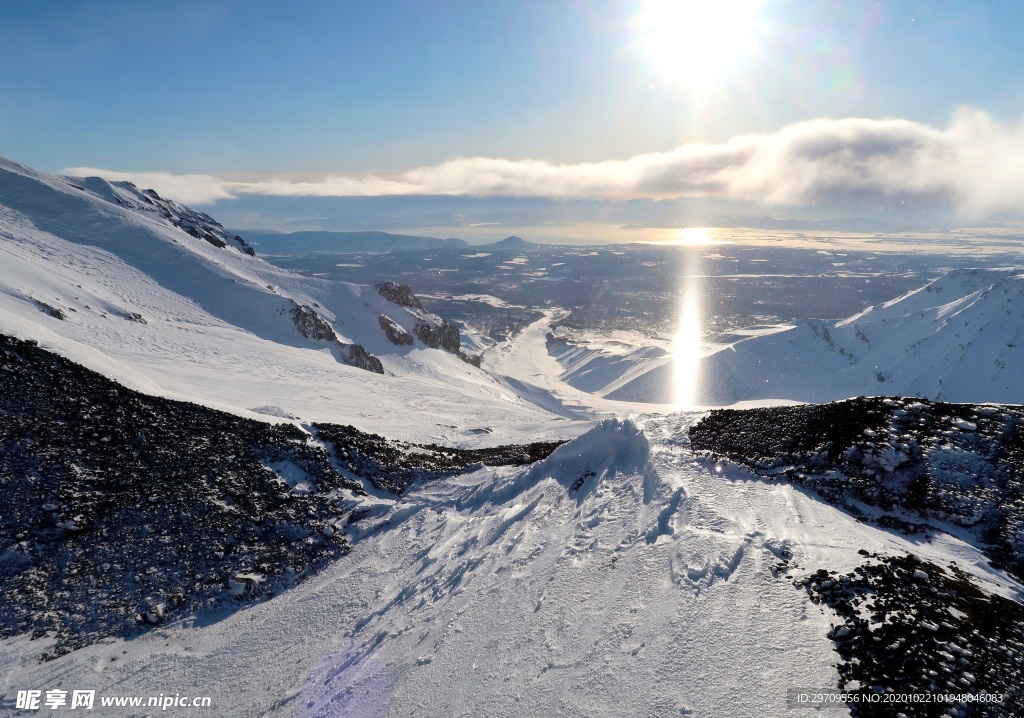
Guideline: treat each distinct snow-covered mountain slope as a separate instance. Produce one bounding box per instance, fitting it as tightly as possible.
[596,268,1024,406]
[4,153,1023,716]
[4,413,1020,716]
[699,267,1024,405]
[0,156,585,444]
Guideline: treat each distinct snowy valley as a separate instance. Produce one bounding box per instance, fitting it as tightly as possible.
[1,156,1023,717]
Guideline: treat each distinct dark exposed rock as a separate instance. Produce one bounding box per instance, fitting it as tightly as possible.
[314,423,564,496]
[459,351,482,368]
[691,396,1024,714]
[0,333,562,660]
[284,302,384,374]
[378,314,414,345]
[233,234,257,256]
[374,282,472,361]
[414,317,461,353]
[288,302,336,341]
[337,342,384,374]
[0,334,361,660]
[375,281,422,309]
[796,554,1024,716]
[689,396,1024,583]
[109,182,257,256]
[32,299,65,320]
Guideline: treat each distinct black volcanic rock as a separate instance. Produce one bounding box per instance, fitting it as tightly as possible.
[288,302,337,341]
[376,281,423,309]
[336,342,384,374]
[796,554,1024,716]
[314,423,563,496]
[0,334,558,659]
[692,397,1024,714]
[689,396,1024,583]
[414,317,461,353]
[378,314,414,345]
[284,301,384,373]
[0,334,360,660]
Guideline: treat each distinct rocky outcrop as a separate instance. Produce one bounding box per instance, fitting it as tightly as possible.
[375,281,422,309]
[689,396,1024,582]
[378,314,414,345]
[0,334,359,660]
[32,299,66,320]
[135,187,257,255]
[286,302,384,374]
[337,342,384,374]
[375,282,470,360]
[0,334,556,658]
[288,303,336,341]
[315,423,564,496]
[75,176,257,256]
[414,317,461,353]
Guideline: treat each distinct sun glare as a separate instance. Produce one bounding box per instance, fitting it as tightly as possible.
[672,253,703,408]
[634,0,763,89]
[643,227,730,246]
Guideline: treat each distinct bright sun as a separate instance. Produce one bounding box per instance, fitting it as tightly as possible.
[634,0,763,90]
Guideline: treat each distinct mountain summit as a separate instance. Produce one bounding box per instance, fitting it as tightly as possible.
[489,235,530,247]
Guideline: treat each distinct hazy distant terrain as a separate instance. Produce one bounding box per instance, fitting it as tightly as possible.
[264,236,1019,341]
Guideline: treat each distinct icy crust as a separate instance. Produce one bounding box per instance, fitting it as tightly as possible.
[0,335,559,660]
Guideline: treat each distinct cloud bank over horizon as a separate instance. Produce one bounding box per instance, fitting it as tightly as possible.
[64,109,1024,220]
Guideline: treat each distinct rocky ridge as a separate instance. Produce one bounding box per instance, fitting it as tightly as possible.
[0,334,558,659]
[690,398,1024,715]
[66,174,256,256]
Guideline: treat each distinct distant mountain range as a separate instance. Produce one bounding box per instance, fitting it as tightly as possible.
[238,229,469,253]
[620,215,903,233]
[238,230,540,254]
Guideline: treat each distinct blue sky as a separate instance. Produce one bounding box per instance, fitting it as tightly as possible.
[3,1,1024,236]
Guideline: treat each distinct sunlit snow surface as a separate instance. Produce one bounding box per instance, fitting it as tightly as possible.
[2,156,1023,716]
[0,156,585,446]
[3,417,1015,716]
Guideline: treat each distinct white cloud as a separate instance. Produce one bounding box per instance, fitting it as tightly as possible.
[60,168,238,206]
[63,108,1024,219]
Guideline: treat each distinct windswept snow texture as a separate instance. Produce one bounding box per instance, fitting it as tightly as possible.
[5,411,1021,716]
[3,154,1024,716]
[690,396,1024,584]
[0,335,357,659]
[0,334,562,660]
[691,397,1024,713]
